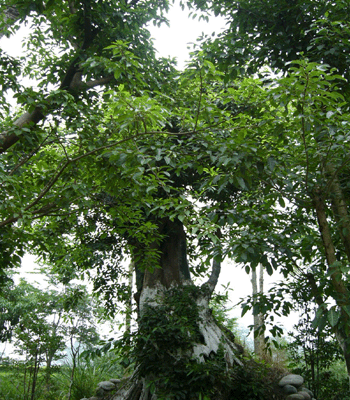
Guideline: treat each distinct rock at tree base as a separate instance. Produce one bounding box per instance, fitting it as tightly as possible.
[97,381,116,391]
[296,391,311,400]
[279,374,304,388]
[286,394,306,400]
[283,384,298,394]
[300,387,314,398]
[278,373,316,400]
[109,379,122,385]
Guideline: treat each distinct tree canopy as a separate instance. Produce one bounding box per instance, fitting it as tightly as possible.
[1,0,350,397]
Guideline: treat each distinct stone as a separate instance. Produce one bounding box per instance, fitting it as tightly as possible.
[97,381,116,391]
[286,395,305,400]
[279,374,304,388]
[109,378,122,385]
[300,387,314,398]
[283,384,298,394]
[296,391,311,400]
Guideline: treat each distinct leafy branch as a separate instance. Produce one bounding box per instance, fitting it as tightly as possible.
[0,130,197,228]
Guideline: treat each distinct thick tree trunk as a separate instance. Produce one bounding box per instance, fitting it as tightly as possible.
[113,218,243,400]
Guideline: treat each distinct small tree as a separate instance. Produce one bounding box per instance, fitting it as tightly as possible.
[62,287,100,400]
[1,278,100,399]
[251,264,265,358]
[288,301,343,399]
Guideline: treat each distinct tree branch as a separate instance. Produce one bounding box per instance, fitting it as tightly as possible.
[8,134,52,176]
[0,108,45,153]
[313,190,349,305]
[0,5,20,39]
[0,130,196,227]
[202,228,222,296]
[77,74,114,90]
[0,2,101,154]
[0,70,112,154]
[205,258,221,295]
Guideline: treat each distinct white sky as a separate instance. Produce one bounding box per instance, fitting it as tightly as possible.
[147,2,227,68]
[1,3,298,344]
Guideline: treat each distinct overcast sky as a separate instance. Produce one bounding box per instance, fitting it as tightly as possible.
[148,2,227,68]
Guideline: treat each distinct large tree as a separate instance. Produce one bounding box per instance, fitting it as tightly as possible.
[0,1,264,399]
[3,0,350,398]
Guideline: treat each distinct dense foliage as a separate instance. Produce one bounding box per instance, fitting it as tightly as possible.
[1,0,350,398]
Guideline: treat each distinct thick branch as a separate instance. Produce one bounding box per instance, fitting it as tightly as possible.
[313,190,350,376]
[1,131,191,227]
[0,5,20,39]
[75,74,114,90]
[0,108,45,153]
[202,229,222,295]
[0,8,101,154]
[313,191,349,304]
[204,258,221,295]
[0,71,113,154]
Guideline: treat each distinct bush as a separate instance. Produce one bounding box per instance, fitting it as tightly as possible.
[229,358,285,400]
[57,352,124,400]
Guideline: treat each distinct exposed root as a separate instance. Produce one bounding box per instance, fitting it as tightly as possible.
[111,284,243,400]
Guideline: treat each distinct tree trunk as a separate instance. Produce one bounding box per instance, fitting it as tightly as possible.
[67,336,80,400]
[251,264,265,358]
[325,163,350,262]
[30,348,40,400]
[313,190,350,379]
[113,218,243,400]
[125,261,134,340]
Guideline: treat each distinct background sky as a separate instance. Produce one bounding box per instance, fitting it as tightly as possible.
[147,2,227,69]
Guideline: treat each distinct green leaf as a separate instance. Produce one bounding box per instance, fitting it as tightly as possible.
[327,308,340,327]
[267,157,276,171]
[241,304,250,317]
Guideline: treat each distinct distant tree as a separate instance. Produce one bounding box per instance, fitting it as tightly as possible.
[251,264,265,358]
[1,278,99,399]
[288,299,343,399]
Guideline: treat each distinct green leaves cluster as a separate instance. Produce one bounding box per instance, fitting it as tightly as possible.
[2,0,350,383]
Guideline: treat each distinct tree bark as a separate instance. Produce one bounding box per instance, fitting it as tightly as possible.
[0,5,20,39]
[251,264,265,358]
[325,163,350,262]
[125,261,134,341]
[313,190,350,378]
